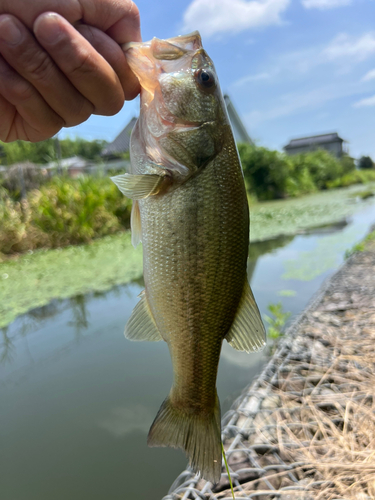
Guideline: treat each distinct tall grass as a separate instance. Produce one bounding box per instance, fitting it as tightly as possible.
[0,176,131,258]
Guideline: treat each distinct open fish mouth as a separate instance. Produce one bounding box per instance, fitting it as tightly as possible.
[121,31,203,56]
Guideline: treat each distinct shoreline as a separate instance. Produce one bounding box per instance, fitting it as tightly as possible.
[1,184,374,329]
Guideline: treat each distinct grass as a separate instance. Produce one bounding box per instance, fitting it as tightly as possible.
[344,227,375,259]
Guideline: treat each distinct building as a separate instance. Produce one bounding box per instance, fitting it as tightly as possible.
[283,133,347,158]
[45,156,89,177]
[102,95,252,158]
[101,117,137,158]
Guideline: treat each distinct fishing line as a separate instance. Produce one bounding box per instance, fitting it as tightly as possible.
[221,441,235,500]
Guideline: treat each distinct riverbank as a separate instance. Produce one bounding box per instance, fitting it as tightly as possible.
[165,228,375,499]
[1,184,374,328]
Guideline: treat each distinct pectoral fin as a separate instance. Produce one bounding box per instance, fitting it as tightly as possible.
[131,200,142,248]
[225,280,266,352]
[125,291,163,342]
[111,173,162,200]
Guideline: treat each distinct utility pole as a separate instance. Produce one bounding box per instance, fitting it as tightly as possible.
[54,135,62,176]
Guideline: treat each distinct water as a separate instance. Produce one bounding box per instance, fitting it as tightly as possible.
[1,201,375,500]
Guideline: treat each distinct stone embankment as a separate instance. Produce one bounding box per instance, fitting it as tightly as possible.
[165,237,375,500]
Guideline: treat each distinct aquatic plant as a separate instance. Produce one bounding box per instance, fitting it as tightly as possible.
[264,302,291,340]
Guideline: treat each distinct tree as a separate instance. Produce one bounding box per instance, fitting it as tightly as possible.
[358,156,374,170]
[0,137,107,165]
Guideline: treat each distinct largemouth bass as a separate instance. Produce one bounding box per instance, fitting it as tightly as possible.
[112,31,266,484]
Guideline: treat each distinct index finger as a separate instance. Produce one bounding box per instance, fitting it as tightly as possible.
[1,0,142,44]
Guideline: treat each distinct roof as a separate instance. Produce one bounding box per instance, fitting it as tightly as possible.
[45,156,88,170]
[102,117,137,157]
[284,133,345,149]
[223,94,253,144]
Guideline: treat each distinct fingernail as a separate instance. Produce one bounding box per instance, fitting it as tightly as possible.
[0,16,22,45]
[34,13,62,45]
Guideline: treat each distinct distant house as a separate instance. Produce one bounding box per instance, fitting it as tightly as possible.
[45,156,89,177]
[101,95,252,158]
[101,117,137,158]
[283,133,347,158]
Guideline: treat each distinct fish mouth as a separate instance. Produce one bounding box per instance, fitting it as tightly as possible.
[122,31,202,54]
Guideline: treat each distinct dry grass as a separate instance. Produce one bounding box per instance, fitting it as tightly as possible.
[217,268,375,499]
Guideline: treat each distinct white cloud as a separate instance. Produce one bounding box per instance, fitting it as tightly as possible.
[302,0,352,9]
[353,94,375,107]
[234,72,272,86]
[182,0,291,38]
[361,69,375,82]
[98,405,152,437]
[232,32,375,90]
[322,33,375,62]
[247,83,362,125]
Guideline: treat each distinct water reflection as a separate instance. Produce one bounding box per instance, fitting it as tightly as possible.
[1,326,14,365]
[68,295,90,340]
[0,219,367,371]
[2,203,375,500]
[0,282,142,385]
[99,405,155,438]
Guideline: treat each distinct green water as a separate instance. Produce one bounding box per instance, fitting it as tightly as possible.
[1,188,375,500]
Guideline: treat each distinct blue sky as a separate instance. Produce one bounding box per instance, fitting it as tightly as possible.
[62,0,375,159]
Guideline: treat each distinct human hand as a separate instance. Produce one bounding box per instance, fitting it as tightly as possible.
[0,0,141,142]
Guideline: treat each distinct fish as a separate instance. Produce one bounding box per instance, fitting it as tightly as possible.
[112,31,266,484]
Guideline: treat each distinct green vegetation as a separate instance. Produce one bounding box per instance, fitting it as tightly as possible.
[0,137,107,165]
[326,169,375,188]
[1,184,375,327]
[344,228,375,259]
[264,303,291,340]
[358,155,374,170]
[0,177,131,258]
[249,184,375,242]
[238,144,364,201]
[0,232,143,328]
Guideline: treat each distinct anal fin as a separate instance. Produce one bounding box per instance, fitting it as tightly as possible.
[125,291,163,342]
[225,280,266,352]
[111,173,162,200]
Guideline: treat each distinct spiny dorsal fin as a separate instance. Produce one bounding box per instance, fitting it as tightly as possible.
[111,173,162,200]
[225,280,266,352]
[131,200,142,248]
[125,291,163,342]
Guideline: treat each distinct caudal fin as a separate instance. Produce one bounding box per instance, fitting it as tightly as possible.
[147,393,222,484]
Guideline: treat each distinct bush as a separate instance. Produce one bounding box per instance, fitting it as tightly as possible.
[0,176,132,257]
[29,176,131,247]
[358,156,374,170]
[291,150,343,190]
[238,144,290,200]
[340,155,356,175]
[326,169,375,188]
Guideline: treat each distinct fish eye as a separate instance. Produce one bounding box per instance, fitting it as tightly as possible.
[195,69,216,91]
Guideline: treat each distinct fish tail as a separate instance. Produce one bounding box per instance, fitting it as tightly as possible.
[147,392,222,484]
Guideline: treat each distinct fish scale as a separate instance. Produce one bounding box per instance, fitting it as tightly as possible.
[112,31,266,483]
